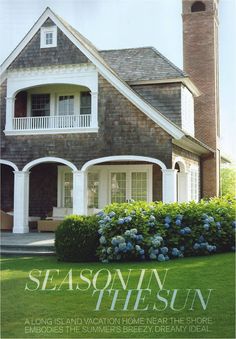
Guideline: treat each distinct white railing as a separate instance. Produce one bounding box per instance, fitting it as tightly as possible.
[12,115,91,130]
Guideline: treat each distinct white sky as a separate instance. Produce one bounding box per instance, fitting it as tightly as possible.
[0,0,235,161]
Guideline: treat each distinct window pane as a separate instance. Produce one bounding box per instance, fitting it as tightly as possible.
[31,94,50,117]
[80,92,91,115]
[58,96,74,115]
[46,32,53,45]
[131,172,147,201]
[88,172,99,208]
[111,173,126,203]
[64,172,73,208]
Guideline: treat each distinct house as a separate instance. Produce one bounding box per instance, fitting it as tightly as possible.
[0,0,220,233]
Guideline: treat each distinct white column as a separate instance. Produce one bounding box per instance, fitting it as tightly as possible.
[177,172,189,202]
[13,171,29,233]
[73,170,87,215]
[162,169,177,203]
[90,91,98,128]
[5,96,15,131]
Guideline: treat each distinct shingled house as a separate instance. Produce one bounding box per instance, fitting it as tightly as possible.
[0,1,220,233]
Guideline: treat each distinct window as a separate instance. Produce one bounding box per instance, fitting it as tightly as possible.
[80,92,91,115]
[58,167,73,208]
[58,95,74,115]
[131,172,147,201]
[31,94,50,117]
[190,166,199,201]
[88,172,99,208]
[45,32,53,45]
[111,172,127,203]
[64,172,73,208]
[110,166,151,203]
[40,26,57,48]
[191,1,206,12]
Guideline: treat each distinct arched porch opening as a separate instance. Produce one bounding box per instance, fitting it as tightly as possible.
[0,162,16,231]
[13,157,77,233]
[81,155,167,215]
[173,158,189,202]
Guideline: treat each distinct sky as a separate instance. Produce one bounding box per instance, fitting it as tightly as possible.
[0,0,235,161]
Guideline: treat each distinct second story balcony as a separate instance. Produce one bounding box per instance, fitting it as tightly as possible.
[4,65,98,135]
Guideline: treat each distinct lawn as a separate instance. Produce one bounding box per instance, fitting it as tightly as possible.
[1,253,235,338]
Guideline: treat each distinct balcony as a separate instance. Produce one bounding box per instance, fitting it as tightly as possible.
[12,114,91,131]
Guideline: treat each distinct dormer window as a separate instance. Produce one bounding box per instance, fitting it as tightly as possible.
[40,26,57,48]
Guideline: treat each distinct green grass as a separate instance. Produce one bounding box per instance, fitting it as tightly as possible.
[1,253,235,338]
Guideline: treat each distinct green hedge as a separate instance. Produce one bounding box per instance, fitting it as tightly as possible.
[97,196,236,262]
[55,215,99,262]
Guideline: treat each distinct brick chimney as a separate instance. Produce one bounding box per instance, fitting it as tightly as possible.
[182,0,220,197]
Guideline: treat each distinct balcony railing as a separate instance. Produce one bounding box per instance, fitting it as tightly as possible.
[12,114,91,130]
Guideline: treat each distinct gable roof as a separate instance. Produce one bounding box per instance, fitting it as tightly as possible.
[0,7,208,153]
[100,47,186,82]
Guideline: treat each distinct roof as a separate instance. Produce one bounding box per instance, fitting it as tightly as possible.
[0,7,209,154]
[100,47,187,82]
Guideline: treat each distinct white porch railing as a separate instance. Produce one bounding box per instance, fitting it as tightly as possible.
[12,115,91,130]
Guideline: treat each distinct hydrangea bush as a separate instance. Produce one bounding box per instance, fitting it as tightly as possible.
[97,196,235,263]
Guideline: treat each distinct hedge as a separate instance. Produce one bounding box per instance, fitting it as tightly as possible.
[97,196,236,262]
[55,215,99,262]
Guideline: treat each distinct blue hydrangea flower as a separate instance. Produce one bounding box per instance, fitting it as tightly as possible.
[199,235,205,243]
[160,247,168,255]
[216,222,221,229]
[176,214,183,221]
[158,254,165,262]
[184,227,191,234]
[193,243,200,250]
[135,245,141,252]
[149,215,156,222]
[124,216,132,223]
[99,236,106,244]
[114,246,119,254]
[150,253,157,260]
[124,230,131,237]
[107,247,112,254]
[137,234,144,241]
[108,211,116,218]
[118,242,127,251]
[232,221,236,228]
[164,223,170,229]
[98,219,105,225]
[130,228,138,234]
[98,228,103,235]
[175,219,181,226]
[104,216,111,223]
[164,216,171,224]
[117,218,125,225]
[208,216,214,223]
[180,246,185,251]
[126,242,133,251]
[139,249,145,255]
[172,248,180,257]
[179,229,185,235]
[165,255,170,261]
[111,237,118,246]
[116,236,125,244]
[203,223,210,231]
[97,211,105,217]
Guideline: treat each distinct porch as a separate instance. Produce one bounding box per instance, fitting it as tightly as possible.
[0,155,191,234]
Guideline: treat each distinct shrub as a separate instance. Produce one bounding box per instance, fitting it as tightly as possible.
[55,215,99,262]
[97,197,236,262]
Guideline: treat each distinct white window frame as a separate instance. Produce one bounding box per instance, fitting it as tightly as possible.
[40,26,57,48]
[57,166,73,208]
[181,85,194,136]
[189,165,200,202]
[107,165,153,204]
[56,93,80,116]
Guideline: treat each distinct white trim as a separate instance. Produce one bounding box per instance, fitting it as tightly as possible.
[0,8,184,140]
[173,157,187,172]
[4,127,98,136]
[162,169,177,203]
[40,26,57,48]
[13,171,29,233]
[128,77,201,97]
[0,159,19,171]
[81,155,167,172]
[22,157,78,172]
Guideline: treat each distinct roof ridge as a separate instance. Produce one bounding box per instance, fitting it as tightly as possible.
[99,46,154,52]
[150,47,187,76]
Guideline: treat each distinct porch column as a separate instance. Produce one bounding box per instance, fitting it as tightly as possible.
[13,171,29,233]
[5,96,15,131]
[177,172,189,202]
[91,91,98,128]
[73,170,87,215]
[162,169,177,203]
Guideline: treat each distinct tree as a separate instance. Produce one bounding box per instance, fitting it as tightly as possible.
[221,166,236,196]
